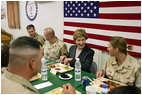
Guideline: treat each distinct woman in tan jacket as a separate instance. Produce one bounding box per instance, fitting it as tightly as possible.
[96,36,141,88]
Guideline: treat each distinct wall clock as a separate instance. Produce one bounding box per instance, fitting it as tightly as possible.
[25,1,38,21]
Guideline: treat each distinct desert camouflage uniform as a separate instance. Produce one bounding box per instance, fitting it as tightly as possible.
[1,68,39,94]
[33,33,45,45]
[43,38,68,61]
[103,54,141,88]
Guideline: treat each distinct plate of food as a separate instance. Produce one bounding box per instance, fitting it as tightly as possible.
[45,87,81,94]
[59,73,73,80]
[49,63,74,73]
[30,73,42,81]
[90,77,125,93]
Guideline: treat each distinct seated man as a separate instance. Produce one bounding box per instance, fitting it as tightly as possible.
[43,27,68,61]
[26,24,45,45]
[1,36,42,94]
[1,36,74,94]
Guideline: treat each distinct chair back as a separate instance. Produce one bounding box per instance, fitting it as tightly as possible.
[1,43,9,67]
[90,61,97,75]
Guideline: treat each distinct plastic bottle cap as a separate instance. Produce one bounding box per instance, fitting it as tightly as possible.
[102,84,108,88]
[76,58,80,61]
[41,58,48,63]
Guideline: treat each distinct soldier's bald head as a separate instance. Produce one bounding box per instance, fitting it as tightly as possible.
[44,27,55,36]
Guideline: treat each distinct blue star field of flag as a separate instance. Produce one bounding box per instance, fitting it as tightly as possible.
[64,1,99,18]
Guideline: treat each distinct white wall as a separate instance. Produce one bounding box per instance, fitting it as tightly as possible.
[1,1,64,39]
[1,1,140,72]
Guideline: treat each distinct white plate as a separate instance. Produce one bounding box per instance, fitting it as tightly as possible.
[51,63,74,73]
[59,73,73,80]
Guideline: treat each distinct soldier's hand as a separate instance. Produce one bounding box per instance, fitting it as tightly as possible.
[96,70,104,78]
[63,83,76,94]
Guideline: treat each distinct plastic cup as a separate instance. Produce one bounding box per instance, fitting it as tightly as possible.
[86,85,96,94]
[82,76,89,90]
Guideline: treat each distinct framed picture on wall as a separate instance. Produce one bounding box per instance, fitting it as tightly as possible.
[25,1,38,21]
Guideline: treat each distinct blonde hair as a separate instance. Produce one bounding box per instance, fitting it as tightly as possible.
[73,29,88,41]
[109,36,133,55]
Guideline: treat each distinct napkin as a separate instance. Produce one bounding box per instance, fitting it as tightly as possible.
[50,68,57,75]
[34,81,53,89]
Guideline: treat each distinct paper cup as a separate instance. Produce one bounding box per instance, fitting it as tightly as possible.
[86,85,96,94]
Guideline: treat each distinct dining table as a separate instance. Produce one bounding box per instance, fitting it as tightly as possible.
[30,59,96,94]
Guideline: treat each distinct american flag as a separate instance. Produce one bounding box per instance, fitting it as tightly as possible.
[64,1,141,58]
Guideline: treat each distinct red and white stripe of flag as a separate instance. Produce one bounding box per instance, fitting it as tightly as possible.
[64,1,141,58]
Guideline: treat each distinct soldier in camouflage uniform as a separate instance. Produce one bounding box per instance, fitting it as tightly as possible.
[96,36,141,88]
[26,24,45,45]
[1,36,42,94]
[43,27,68,62]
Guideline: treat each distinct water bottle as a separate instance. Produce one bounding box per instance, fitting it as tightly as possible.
[75,58,81,81]
[41,58,48,81]
[101,84,108,94]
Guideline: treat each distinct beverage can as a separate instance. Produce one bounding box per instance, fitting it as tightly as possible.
[82,76,89,90]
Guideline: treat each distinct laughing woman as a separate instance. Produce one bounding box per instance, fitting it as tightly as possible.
[60,29,94,73]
